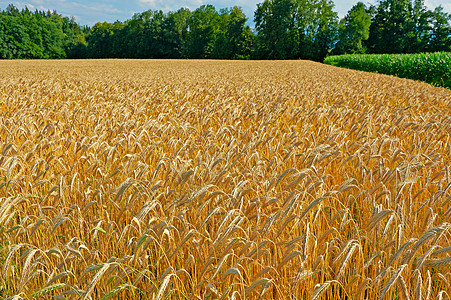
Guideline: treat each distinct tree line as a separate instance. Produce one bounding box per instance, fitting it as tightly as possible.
[0,0,450,61]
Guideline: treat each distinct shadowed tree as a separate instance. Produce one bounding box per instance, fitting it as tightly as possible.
[429,6,451,52]
[365,0,442,54]
[86,22,114,58]
[185,5,221,58]
[212,6,254,59]
[334,2,371,54]
[254,0,298,59]
[254,0,338,61]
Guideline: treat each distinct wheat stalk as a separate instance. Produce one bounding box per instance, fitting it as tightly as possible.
[155,272,173,300]
[378,264,407,300]
[2,60,451,299]
[310,280,338,300]
[83,263,110,300]
[397,275,410,300]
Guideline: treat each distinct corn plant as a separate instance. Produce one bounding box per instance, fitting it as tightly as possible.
[324,52,451,89]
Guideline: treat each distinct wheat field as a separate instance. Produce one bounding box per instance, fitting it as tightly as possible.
[1,60,451,299]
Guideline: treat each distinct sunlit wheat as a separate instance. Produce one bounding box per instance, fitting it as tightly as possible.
[0,59,450,299]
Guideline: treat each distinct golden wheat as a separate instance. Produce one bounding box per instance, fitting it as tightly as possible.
[0,59,451,299]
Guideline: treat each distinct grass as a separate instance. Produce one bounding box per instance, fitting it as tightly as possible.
[0,59,451,299]
[324,52,451,89]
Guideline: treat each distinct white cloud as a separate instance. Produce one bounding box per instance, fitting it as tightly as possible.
[9,1,35,10]
[138,0,203,11]
[425,0,451,13]
[70,1,122,14]
[137,0,258,24]
[0,0,134,25]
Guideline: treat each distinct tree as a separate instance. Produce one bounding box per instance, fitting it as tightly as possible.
[0,13,30,58]
[429,6,451,52]
[254,0,338,61]
[254,0,299,59]
[365,0,442,54]
[63,16,88,58]
[145,10,181,58]
[0,5,80,59]
[86,22,114,58]
[168,8,191,58]
[41,11,65,58]
[403,0,431,53]
[185,5,221,58]
[212,7,254,59]
[123,13,146,58]
[366,0,409,53]
[334,2,371,54]
[20,7,44,58]
[2,1,448,60]
[304,0,338,60]
[137,10,167,58]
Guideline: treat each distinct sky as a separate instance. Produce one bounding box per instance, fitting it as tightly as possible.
[1,0,450,26]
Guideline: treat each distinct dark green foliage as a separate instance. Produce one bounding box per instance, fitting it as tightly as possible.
[0,1,450,60]
[334,2,371,55]
[81,5,253,60]
[254,0,299,59]
[324,52,451,89]
[184,5,221,58]
[211,7,254,59]
[429,6,451,52]
[365,0,451,55]
[86,22,114,58]
[0,5,85,59]
[254,0,338,61]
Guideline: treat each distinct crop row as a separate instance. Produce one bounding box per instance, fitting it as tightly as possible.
[1,60,451,299]
[324,52,451,89]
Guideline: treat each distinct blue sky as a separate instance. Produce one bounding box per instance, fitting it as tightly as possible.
[1,0,450,26]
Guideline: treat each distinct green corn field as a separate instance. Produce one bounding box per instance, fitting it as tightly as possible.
[324,52,451,89]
